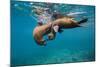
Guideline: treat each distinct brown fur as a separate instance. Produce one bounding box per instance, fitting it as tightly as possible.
[33,23,52,45]
[52,17,79,28]
[33,17,81,45]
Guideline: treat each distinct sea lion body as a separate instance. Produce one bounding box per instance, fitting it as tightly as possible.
[53,17,79,28]
[33,17,87,45]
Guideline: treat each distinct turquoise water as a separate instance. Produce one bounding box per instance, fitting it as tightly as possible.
[11,1,95,66]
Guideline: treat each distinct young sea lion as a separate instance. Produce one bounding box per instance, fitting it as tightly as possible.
[33,16,88,46]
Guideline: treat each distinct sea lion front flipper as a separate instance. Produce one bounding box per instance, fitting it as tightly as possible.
[48,33,55,40]
[52,25,63,33]
[53,25,59,32]
[58,28,64,33]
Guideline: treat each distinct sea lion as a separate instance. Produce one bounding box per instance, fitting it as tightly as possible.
[33,23,52,46]
[33,16,88,46]
[48,17,88,39]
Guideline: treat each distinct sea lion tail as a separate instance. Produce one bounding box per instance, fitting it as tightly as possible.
[78,18,88,24]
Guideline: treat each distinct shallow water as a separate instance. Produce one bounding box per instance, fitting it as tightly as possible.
[11,1,95,66]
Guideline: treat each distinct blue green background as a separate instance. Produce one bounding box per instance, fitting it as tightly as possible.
[11,1,95,66]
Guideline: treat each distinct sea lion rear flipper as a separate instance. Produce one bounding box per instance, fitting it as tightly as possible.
[78,18,88,24]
